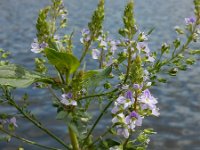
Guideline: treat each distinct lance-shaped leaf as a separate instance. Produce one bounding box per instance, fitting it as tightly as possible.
[83,66,112,89]
[44,48,80,73]
[0,64,51,88]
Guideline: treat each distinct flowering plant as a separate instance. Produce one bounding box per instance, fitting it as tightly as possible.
[0,0,200,149]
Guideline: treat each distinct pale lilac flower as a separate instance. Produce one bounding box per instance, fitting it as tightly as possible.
[110,41,117,53]
[125,111,143,129]
[133,84,142,90]
[116,96,132,109]
[138,89,159,116]
[137,42,150,53]
[143,69,150,81]
[139,89,158,108]
[116,126,129,138]
[111,106,119,114]
[100,40,107,47]
[61,93,77,106]
[80,28,91,43]
[125,90,134,102]
[9,117,18,127]
[31,39,48,53]
[40,42,48,49]
[116,96,126,104]
[63,92,73,99]
[146,54,155,62]
[54,35,60,41]
[152,108,160,116]
[81,28,90,35]
[92,49,100,59]
[185,17,196,25]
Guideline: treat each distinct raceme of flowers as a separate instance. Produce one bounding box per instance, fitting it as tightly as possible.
[111,84,159,138]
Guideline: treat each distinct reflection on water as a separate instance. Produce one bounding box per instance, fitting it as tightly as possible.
[0,0,200,149]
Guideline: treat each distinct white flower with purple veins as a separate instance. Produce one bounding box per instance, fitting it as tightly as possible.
[116,95,132,109]
[146,54,155,62]
[143,69,150,81]
[185,17,196,25]
[80,28,90,43]
[110,40,117,53]
[61,93,77,106]
[111,105,120,114]
[116,126,129,139]
[92,49,101,59]
[100,40,107,48]
[138,89,160,116]
[137,42,150,53]
[31,39,48,53]
[125,111,143,130]
[9,117,18,127]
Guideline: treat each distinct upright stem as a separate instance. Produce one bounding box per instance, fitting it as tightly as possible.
[99,48,104,69]
[72,39,92,79]
[124,47,132,84]
[123,135,131,149]
[68,126,80,150]
[134,92,138,111]
[83,100,113,145]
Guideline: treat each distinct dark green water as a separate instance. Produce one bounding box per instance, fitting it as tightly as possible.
[0,0,200,149]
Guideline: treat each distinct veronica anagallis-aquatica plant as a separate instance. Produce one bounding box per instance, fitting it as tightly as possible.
[0,0,200,149]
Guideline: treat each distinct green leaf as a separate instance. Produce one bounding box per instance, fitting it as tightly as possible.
[45,48,80,73]
[97,138,120,149]
[56,111,68,120]
[83,66,112,88]
[0,64,51,88]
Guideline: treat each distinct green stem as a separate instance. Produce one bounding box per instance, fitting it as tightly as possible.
[77,88,118,101]
[87,127,112,148]
[123,135,131,149]
[0,128,61,150]
[55,66,65,85]
[68,126,80,150]
[83,100,113,145]
[79,40,92,64]
[133,92,138,111]
[72,37,93,79]
[7,98,70,149]
[99,48,104,69]
[48,86,60,101]
[124,47,132,84]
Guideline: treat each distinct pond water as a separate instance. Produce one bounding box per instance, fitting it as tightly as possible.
[0,0,200,150]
